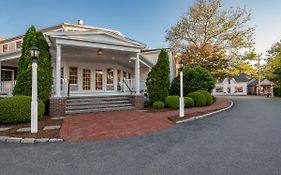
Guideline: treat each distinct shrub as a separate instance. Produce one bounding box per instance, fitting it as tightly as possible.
[184,97,194,107]
[273,87,281,97]
[0,96,45,123]
[152,101,165,109]
[169,66,215,96]
[197,90,214,105]
[165,96,179,109]
[187,92,207,107]
[146,49,170,103]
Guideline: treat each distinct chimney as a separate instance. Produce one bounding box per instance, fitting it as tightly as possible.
[77,19,84,25]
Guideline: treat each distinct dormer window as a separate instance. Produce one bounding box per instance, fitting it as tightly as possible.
[3,44,8,52]
[16,41,22,49]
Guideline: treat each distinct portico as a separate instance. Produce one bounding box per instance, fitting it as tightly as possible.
[47,31,152,98]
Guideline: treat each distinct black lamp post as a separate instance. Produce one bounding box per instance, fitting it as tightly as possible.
[30,44,40,62]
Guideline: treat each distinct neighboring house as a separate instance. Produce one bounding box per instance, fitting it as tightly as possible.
[212,73,274,96]
[0,20,176,116]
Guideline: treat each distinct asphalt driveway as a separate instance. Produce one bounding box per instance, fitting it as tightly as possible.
[1,96,281,175]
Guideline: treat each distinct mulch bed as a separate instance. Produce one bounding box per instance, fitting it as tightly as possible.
[144,106,175,113]
[0,116,63,138]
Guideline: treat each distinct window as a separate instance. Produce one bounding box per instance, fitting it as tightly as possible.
[95,70,103,90]
[235,87,243,93]
[123,71,127,80]
[16,41,22,49]
[216,87,223,93]
[83,69,91,90]
[2,44,8,52]
[69,67,78,85]
[1,70,13,81]
[60,67,64,84]
[117,70,121,82]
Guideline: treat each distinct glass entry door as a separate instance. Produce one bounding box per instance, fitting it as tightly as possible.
[95,69,103,91]
[106,69,114,91]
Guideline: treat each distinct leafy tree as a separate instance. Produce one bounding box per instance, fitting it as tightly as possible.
[166,0,255,77]
[13,26,52,103]
[265,40,281,85]
[146,49,170,103]
[169,66,215,96]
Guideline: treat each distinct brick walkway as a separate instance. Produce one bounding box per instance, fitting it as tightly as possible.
[60,97,231,141]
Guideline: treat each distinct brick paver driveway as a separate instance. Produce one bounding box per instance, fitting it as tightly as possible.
[1,96,281,175]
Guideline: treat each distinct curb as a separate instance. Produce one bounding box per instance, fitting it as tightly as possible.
[176,100,234,124]
[0,136,63,144]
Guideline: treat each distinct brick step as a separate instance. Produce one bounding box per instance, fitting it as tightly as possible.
[66,100,131,106]
[66,103,133,110]
[65,106,135,115]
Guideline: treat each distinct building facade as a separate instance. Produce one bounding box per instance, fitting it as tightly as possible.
[0,20,176,115]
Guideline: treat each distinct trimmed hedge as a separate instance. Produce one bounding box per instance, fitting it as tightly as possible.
[197,90,214,105]
[273,87,281,97]
[165,96,179,109]
[187,92,207,107]
[152,101,165,109]
[184,97,194,107]
[0,96,45,123]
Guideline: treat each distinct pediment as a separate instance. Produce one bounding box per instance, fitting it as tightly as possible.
[48,31,146,49]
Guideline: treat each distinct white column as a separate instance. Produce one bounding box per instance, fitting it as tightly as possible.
[179,71,184,117]
[135,53,140,95]
[55,44,61,97]
[31,62,38,133]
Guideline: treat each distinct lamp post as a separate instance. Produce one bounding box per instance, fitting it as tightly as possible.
[179,59,184,118]
[30,44,39,133]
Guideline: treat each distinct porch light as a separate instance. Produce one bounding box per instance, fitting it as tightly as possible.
[97,49,103,56]
[30,44,40,62]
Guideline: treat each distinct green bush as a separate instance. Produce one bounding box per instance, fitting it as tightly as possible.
[212,95,216,102]
[169,66,215,96]
[0,96,45,123]
[184,97,194,107]
[165,96,179,109]
[146,49,170,103]
[273,87,281,97]
[187,92,207,107]
[152,101,165,109]
[197,90,214,105]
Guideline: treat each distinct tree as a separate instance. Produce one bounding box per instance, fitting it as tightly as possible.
[169,66,215,96]
[166,0,255,77]
[13,26,53,103]
[146,49,170,103]
[266,40,281,85]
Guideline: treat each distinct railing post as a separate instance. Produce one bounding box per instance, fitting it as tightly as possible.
[135,53,140,95]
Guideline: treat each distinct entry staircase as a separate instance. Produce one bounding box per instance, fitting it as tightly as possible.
[65,95,135,115]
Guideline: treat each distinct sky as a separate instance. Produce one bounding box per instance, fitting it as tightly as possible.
[0,0,281,57]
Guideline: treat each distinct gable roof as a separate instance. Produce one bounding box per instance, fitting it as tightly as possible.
[248,78,274,86]
[0,22,124,44]
[233,73,253,82]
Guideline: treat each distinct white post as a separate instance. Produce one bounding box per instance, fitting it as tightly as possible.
[55,44,61,97]
[179,71,184,117]
[258,57,261,95]
[135,53,140,95]
[31,61,38,133]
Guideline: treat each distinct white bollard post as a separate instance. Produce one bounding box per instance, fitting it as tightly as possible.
[179,71,184,117]
[31,61,38,133]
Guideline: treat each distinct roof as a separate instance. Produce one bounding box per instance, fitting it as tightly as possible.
[0,22,124,44]
[248,78,274,86]
[233,73,253,82]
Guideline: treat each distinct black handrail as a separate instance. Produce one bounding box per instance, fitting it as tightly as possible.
[122,80,134,94]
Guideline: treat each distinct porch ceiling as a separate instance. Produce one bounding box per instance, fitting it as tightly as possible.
[55,45,138,69]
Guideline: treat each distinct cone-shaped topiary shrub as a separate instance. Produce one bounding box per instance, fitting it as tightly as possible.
[184,97,194,107]
[146,49,170,103]
[197,90,214,105]
[152,101,165,109]
[165,96,180,109]
[187,92,207,107]
[0,96,45,123]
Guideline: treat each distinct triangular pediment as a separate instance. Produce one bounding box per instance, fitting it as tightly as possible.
[47,31,146,49]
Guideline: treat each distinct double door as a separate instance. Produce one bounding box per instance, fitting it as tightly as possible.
[94,68,114,92]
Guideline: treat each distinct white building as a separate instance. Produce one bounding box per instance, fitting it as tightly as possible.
[0,20,176,116]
